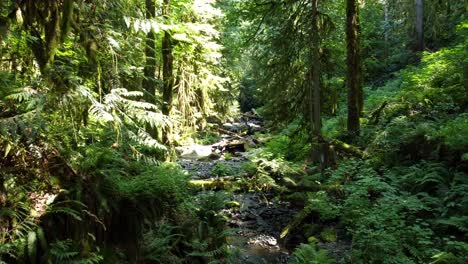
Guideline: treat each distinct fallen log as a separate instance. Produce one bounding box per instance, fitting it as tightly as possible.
[328,138,364,158]
[189,176,240,190]
[217,128,245,139]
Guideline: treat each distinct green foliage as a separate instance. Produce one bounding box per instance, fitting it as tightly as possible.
[141,225,183,264]
[319,227,336,243]
[305,191,340,221]
[313,159,467,263]
[49,239,103,264]
[438,114,468,150]
[359,39,468,166]
[196,132,219,145]
[210,163,234,177]
[263,121,311,162]
[96,161,191,225]
[246,147,303,192]
[1,0,467,263]
[184,191,232,263]
[290,243,333,264]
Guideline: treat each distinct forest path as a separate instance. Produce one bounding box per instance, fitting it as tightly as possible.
[177,114,295,263]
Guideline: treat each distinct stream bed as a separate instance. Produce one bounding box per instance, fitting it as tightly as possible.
[178,114,298,263]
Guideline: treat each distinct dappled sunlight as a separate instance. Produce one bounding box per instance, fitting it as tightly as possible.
[0,0,466,263]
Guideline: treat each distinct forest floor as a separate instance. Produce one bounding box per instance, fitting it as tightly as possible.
[177,115,296,263]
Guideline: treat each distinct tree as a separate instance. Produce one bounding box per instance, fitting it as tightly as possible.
[346,0,363,136]
[309,0,325,168]
[161,0,174,146]
[143,0,157,103]
[414,0,424,51]
[310,0,321,138]
[20,0,74,74]
[143,0,159,138]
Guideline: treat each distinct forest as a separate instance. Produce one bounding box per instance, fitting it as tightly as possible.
[0,0,466,263]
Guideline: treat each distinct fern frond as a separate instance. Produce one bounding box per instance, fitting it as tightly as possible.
[89,103,115,123]
[128,130,167,151]
[5,87,40,102]
[45,200,87,221]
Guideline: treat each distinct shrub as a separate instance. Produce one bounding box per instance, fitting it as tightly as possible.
[438,113,468,150]
[210,163,234,177]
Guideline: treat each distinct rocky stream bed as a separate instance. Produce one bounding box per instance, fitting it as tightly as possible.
[177,114,298,263]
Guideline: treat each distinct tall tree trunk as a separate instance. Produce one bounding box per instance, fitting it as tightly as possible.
[161,0,174,147]
[384,0,389,63]
[21,0,69,74]
[143,0,156,102]
[414,0,424,51]
[346,0,363,136]
[310,0,321,137]
[143,0,158,137]
[309,0,325,170]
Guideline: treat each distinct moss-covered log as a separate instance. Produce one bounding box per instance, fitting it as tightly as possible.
[189,176,239,190]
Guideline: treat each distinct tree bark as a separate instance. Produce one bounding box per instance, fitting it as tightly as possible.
[414,0,424,51]
[21,0,68,74]
[161,0,174,147]
[384,0,389,63]
[143,0,156,102]
[346,0,363,136]
[311,0,321,137]
[309,0,325,169]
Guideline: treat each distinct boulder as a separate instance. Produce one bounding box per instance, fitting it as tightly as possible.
[179,144,213,160]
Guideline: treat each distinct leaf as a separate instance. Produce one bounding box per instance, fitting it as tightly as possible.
[124,16,131,28]
[141,20,151,34]
[107,36,120,50]
[4,143,11,158]
[151,21,160,33]
[172,33,191,42]
[133,19,140,32]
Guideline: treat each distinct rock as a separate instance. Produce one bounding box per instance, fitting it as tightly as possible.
[266,237,278,246]
[222,123,234,130]
[212,139,246,153]
[247,122,262,133]
[247,234,279,249]
[179,144,213,159]
[208,152,221,160]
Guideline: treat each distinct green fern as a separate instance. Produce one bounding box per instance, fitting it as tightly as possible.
[290,243,333,264]
[5,86,41,103]
[46,200,87,222]
[49,239,103,264]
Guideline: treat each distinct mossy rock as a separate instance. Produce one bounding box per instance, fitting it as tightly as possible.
[307,236,319,244]
[320,227,337,242]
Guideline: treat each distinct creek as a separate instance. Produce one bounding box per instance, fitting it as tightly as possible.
[177,114,298,263]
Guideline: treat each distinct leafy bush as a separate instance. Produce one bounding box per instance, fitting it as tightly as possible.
[263,120,310,162]
[245,148,304,192]
[438,114,468,150]
[310,159,468,263]
[210,163,234,177]
[196,132,219,145]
